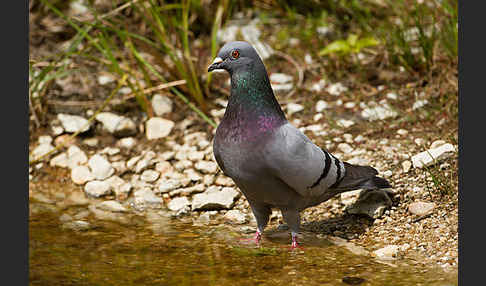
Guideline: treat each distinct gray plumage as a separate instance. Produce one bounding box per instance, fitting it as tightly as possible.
[208,41,391,248]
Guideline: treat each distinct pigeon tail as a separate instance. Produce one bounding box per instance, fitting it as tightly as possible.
[331,162,391,191]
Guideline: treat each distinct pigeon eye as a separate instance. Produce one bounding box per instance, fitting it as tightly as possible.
[232,50,240,59]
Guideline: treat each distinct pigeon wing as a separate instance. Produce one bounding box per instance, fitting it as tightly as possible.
[262,123,345,197]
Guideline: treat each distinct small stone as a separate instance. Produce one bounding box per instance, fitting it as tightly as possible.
[50,152,69,168]
[187,151,205,162]
[223,210,247,224]
[57,113,90,133]
[408,201,436,216]
[117,137,137,149]
[270,73,293,84]
[386,92,398,100]
[337,143,353,153]
[51,125,64,136]
[340,190,363,207]
[326,82,348,96]
[134,188,163,209]
[402,160,412,173]
[151,94,173,116]
[38,135,53,145]
[397,129,408,136]
[146,117,174,140]
[71,165,94,185]
[286,103,304,116]
[155,161,173,174]
[195,161,218,174]
[97,74,115,85]
[83,137,99,147]
[31,143,55,161]
[383,170,393,178]
[156,179,182,194]
[411,143,455,168]
[105,175,132,199]
[215,175,234,186]
[412,99,428,110]
[88,154,114,180]
[167,197,190,212]
[430,140,447,149]
[141,169,160,183]
[95,112,137,137]
[62,220,92,231]
[84,180,112,197]
[336,119,355,128]
[191,187,240,211]
[59,213,73,223]
[361,104,398,121]
[67,145,88,168]
[315,100,329,113]
[97,200,127,212]
[373,245,399,260]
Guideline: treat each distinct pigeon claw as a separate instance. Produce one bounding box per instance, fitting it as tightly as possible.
[239,231,262,245]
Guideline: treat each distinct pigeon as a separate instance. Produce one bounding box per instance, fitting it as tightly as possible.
[208,41,391,249]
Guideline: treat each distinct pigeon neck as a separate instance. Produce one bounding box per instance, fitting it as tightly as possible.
[224,69,287,126]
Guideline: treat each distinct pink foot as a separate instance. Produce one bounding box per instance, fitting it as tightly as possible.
[239,231,262,245]
[290,235,304,251]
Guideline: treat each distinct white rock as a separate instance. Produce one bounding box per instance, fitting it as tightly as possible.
[313,113,324,122]
[344,102,356,109]
[223,210,248,224]
[38,135,53,145]
[140,170,160,183]
[152,94,173,116]
[67,145,88,168]
[71,165,94,185]
[270,73,293,84]
[50,152,69,168]
[374,245,399,260]
[97,200,127,212]
[95,112,137,137]
[191,187,240,211]
[58,113,90,133]
[337,143,353,153]
[31,143,55,161]
[354,135,365,143]
[83,138,98,147]
[118,137,137,149]
[361,104,398,121]
[286,103,304,116]
[340,190,363,207]
[146,117,174,140]
[317,26,330,36]
[51,125,64,136]
[337,119,355,128]
[105,176,132,198]
[304,54,313,65]
[157,179,183,194]
[134,188,163,208]
[195,161,218,174]
[84,180,112,197]
[408,201,435,216]
[215,176,234,186]
[386,92,398,100]
[88,154,114,180]
[167,197,190,212]
[397,129,408,136]
[271,83,293,92]
[411,143,455,168]
[430,140,446,149]
[412,99,429,110]
[315,100,329,112]
[97,74,115,85]
[311,79,327,92]
[326,82,348,96]
[402,160,412,173]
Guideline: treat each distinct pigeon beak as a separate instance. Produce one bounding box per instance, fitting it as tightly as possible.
[208,57,224,72]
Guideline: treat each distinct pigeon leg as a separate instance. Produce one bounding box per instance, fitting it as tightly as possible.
[280,209,303,250]
[240,202,271,245]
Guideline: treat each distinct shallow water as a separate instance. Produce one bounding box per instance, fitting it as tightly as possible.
[29,201,457,286]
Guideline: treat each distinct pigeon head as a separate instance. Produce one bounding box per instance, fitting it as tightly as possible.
[208,41,262,74]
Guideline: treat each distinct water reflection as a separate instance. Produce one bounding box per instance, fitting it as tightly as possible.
[29,203,457,286]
